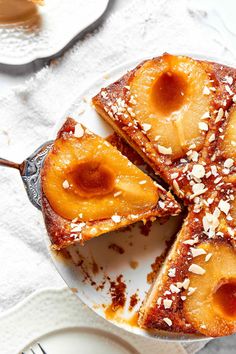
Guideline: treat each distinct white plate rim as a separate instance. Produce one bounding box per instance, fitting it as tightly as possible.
[0,0,110,66]
[0,287,189,354]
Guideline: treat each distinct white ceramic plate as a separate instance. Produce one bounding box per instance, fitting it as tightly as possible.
[45,54,235,342]
[24,328,139,354]
[0,0,110,66]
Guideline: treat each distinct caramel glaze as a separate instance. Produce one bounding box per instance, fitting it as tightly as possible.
[69,161,115,198]
[104,306,139,328]
[213,279,236,319]
[151,71,188,115]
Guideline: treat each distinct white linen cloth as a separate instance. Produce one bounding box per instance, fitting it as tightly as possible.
[0,0,235,352]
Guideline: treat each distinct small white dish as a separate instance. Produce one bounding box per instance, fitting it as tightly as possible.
[23,328,139,354]
[0,0,110,66]
[0,287,189,354]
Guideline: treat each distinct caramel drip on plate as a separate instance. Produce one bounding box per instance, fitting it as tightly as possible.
[0,0,39,26]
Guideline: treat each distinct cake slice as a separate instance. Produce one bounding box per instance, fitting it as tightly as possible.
[41,117,180,250]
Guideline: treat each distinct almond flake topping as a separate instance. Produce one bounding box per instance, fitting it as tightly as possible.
[191,164,205,179]
[183,238,199,245]
[188,264,206,275]
[111,215,121,223]
[182,278,190,290]
[158,201,166,209]
[171,172,179,179]
[190,247,207,258]
[114,191,122,197]
[168,268,176,278]
[170,284,181,293]
[199,122,208,131]
[188,150,199,162]
[224,75,233,85]
[205,253,212,262]
[173,179,184,196]
[201,112,210,119]
[203,86,210,95]
[225,84,234,95]
[211,165,218,176]
[71,222,86,232]
[215,108,224,123]
[191,183,207,197]
[163,318,172,326]
[224,158,234,168]
[218,200,230,215]
[214,176,222,184]
[187,287,197,296]
[130,214,139,220]
[209,133,215,143]
[142,123,151,132]
[74,123,84,138]
[157,144,172,155]
[62,180,70,189]
[163,299,173,309]
[202,211,220,237]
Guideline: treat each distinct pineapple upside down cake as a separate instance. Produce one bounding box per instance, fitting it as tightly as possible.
[92,53,236,337]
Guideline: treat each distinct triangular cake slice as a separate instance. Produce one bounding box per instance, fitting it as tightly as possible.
[41,117,180,250]
[93,54,236,337]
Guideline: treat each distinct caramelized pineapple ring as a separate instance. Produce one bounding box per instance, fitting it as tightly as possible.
[184,242,236,337]
[220,106,236,159]
[42,132,159,221]
[130,54,211,159]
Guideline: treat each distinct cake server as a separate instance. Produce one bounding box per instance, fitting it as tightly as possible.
[0,140,53,210]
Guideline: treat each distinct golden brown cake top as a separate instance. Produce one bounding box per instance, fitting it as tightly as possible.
[41,117,180,250]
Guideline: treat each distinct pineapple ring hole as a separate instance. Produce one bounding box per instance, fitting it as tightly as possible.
[151,71,188,115]
[69,161,115,198]
[213,278,236,320]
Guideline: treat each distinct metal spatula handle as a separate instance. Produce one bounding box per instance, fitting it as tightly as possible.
[0,141,53,210]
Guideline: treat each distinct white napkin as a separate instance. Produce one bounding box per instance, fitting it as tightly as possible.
[0,0,234,352]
